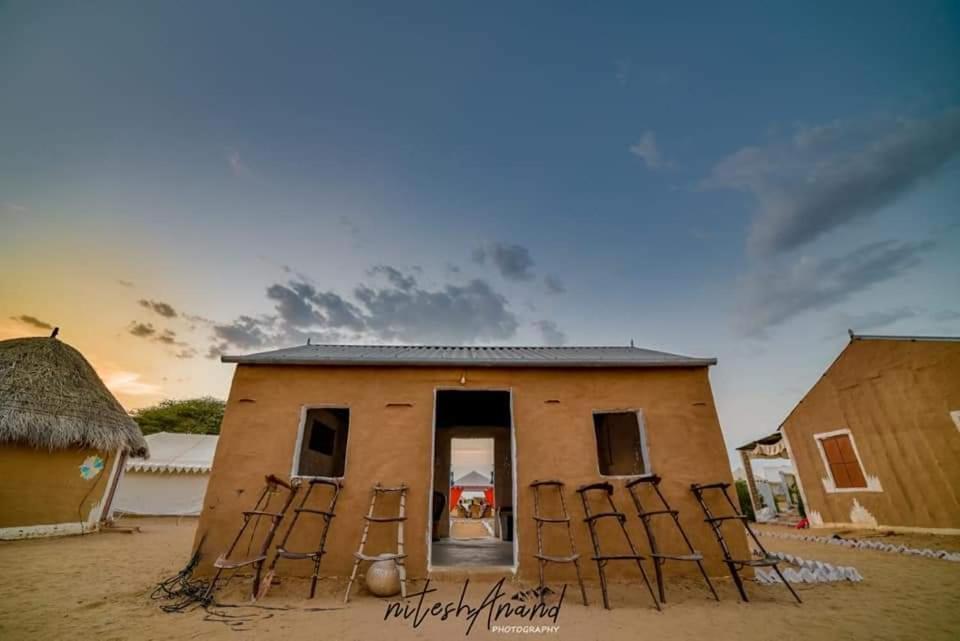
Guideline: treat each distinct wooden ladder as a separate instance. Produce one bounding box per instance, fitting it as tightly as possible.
[576,482,660,610]
[343,483,408,603]
[258,478,343,599]
[625,475,718,603]
[203,475,299,602]
[530,480,588,605]
[690,482,801,604]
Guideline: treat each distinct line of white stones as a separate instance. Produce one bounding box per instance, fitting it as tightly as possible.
[757,530,960,562]
[753,551,864,585]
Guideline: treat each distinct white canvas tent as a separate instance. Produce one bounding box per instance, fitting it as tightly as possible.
[112,432,217,516]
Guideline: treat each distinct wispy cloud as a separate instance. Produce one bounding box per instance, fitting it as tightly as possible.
[138,299,177,318]
[629,131,666,169]
[473,243,536,281]
[101,370,162,396]
[128,322,156,338]
[207,266,530,357]
[705,108,960,256]
[826,307,917,337]
[533,320,567,346]
[615,59,631,86]
[10,315,52,330]
[737,239,934,337]
[228,151,252,177]
[544,274,566,295]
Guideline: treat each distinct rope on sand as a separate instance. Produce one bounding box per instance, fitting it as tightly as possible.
[757,530,960,562]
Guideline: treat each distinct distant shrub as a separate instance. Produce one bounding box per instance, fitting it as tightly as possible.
[735,480,756,521]
[132,397,225,435]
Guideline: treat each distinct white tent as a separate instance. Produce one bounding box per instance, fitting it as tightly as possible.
[112,432,218,516]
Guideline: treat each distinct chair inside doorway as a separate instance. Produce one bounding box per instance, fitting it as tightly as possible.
[431,390,515,568]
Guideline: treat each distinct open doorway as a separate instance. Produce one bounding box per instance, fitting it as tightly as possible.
[431,390,515,569]
[449,439,496,540]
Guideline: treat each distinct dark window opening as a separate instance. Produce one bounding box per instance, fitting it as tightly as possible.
[297,408,350,477]
[594,411,646,476]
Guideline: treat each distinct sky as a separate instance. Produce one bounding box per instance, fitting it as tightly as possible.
[2,2,959,469]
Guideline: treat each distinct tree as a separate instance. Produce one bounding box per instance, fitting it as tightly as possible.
[132,397,225,435]
[735,480,756,522]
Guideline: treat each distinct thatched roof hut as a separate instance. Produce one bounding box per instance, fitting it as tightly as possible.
[0,336,148,457]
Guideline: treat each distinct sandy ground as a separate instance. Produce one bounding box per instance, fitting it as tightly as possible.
[450,519,494,540]
[1,518,959,641]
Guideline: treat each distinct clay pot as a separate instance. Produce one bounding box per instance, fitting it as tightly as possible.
[365,555,401,597]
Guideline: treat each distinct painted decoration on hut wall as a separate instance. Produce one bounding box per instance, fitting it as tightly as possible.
[80,456,105,480]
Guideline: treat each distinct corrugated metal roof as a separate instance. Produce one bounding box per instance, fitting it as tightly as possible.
[221,344,716,368]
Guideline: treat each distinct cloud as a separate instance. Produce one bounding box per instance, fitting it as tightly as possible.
[615,59,631,86]
[228,151,252,177]
[266,283,322,327]
[706,108,960,256]
[155,329,178,345]
[101,370,162,397]
[138,299,177,318]
[629,131,665,169]
[369,265,417,291]
[128,321,197,357]
[209,268,521,353]
[932,309,960,322]
[533,320,567,346]
[473,243,535,281]
[128,322,156,338]
[544,274,566,295]
[737,239,934,337]
[11,315,52,330]
[355,278,518,343]
[828,307,917,336]
[212,315,271,350]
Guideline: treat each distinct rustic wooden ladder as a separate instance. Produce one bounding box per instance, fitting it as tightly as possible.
[203,474,299,602]
[625,475,718,603]
[258,477,343,600]
[576,481,661,610]
[530,480,588,605]
[690,482,801,604]
[343,482,408,603]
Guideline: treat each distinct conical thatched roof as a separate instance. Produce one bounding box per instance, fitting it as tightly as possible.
[0,337,149,457]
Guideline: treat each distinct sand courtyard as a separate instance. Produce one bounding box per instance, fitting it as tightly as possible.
[1,517,958,641]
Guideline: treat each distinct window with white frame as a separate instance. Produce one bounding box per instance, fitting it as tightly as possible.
[295,407,350,477]
[593,411,648,476]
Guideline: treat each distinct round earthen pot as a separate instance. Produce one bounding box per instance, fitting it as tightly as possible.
[365,555,401,597]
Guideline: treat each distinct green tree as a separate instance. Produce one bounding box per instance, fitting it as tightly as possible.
[735,480,756,522]
[132,397,225,435]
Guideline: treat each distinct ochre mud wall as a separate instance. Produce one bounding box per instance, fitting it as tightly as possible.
[783,339,960,532]
[0,445,113,529]
[194,365,745,580]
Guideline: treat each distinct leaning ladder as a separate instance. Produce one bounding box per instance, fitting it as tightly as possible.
[258,478,343,599]
[576,482,661,610]
[343,483,408,603]
[625,475,718,603]
[530,480,588,605]
[203,474,299,602]
[690,482,801,604]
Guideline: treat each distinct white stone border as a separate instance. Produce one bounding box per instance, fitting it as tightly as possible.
[758,530,960,562]
[754,551,863,584]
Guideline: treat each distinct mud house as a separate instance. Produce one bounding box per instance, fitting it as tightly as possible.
[0,335,149,539]
[739,333,960,533]
[194,344,746,581]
